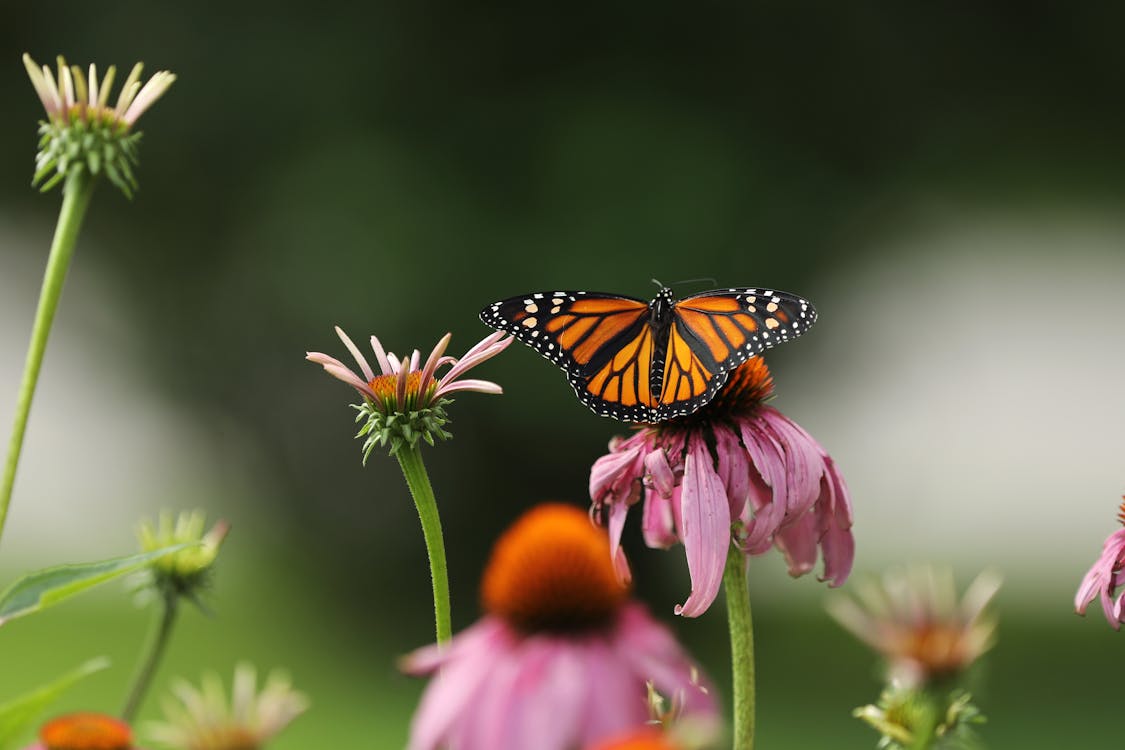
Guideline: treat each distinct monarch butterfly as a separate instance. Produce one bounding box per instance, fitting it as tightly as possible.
[479,285,817,422]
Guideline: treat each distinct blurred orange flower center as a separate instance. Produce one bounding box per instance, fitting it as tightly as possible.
[482,503,628,632]
[588,727,679,750]
[900,622,968,675]
[41,713,132,750]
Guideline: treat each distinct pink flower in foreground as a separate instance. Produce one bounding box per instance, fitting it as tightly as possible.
[306,328,512,458]
[403,504,717,750]
[590,357,854,617]
[1075,497,1125,629]
[827,566,1001,689]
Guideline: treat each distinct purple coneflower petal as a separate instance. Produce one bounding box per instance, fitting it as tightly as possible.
[434,378,503,398]
[305,353,376,399]
[335,326,375,383]
[642,483,677,549]
[417,333,452,402]
[713,424,751,523]
[606,500,632,584]
[674,434,730,617]
[442,332,512,384]
[369,335,395,375]
[773,510,819,577]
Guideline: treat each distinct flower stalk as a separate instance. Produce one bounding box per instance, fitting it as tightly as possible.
[723,544,756,750]
[121,589,179,721]
[0,169,95,546]
[396,443,452,644]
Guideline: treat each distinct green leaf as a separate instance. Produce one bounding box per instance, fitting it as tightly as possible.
[0,657,110,750]
[0,545,189,625]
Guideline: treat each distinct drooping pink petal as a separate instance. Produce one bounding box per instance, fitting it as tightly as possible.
[816,460,855,586]
[674,434,730,618]
[1075,528,1125,629]
[773,509,818,577]
[589,434,648,506]
[714,424,751,525]
[738,418,788,550]
[606,500,633,584]
[642,482,677,549]
[758,407,823,522]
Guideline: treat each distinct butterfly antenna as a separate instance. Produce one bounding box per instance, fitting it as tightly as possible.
[650,277,665,290]
[668,277,717,291]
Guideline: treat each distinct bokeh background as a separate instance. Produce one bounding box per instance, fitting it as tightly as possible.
[2,3,1124,747]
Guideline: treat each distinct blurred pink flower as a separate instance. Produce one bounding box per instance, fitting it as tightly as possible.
[403,504,717,750]
[590,358,854,617]
[1075,498,1125,629]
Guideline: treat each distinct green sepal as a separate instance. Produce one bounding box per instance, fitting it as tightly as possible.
[0,544,190,625]
[0,657,110,750]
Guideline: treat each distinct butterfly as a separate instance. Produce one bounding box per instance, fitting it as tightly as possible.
[479,285,817,422]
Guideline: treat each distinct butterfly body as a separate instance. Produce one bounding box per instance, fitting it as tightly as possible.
[480,286,816,423]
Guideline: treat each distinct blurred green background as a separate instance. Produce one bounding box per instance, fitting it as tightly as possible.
[2,3,1125,747]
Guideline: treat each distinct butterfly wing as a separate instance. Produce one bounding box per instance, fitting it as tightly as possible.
[479,291,661,420]
[653,287,817,419]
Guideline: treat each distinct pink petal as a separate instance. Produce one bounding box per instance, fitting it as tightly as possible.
[773,510,818,577]
[644,446,678,498]
[434,378,504,399]
[606,499,633,584]
[714,424,751,525]
[369,335,395,375]
[416,333,452,404]
[642,483,678,549]
[674,434,731,617]
[333,326,375,382]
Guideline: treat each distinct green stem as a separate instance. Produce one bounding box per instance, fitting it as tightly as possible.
[121,591,179,721]
[0,170,96,547]
[724,545,756,750]
[395,443,452,644]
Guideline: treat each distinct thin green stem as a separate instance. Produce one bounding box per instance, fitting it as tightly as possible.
[121,591,179,721]
[0,170,96,547]
[395,443,452,644]
[724,545,756,750]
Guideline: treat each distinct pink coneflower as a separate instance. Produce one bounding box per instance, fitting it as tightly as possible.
[23,712,141,750]
[307,327,512,459]
[404,504,717,750]
[589,357,854,617]
[1075,497,1125,629]
[827,566,1001,688]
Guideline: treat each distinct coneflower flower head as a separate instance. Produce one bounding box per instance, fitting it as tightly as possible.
[23,54,175,196]
[144,663,307,750]
[23,712,140,750]
[827,566,1001,689]
[306,327,511,462]
[403,503,717,750]
[590,357,854,617]
[134,510,229,604]
[1075,496,1125,628]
